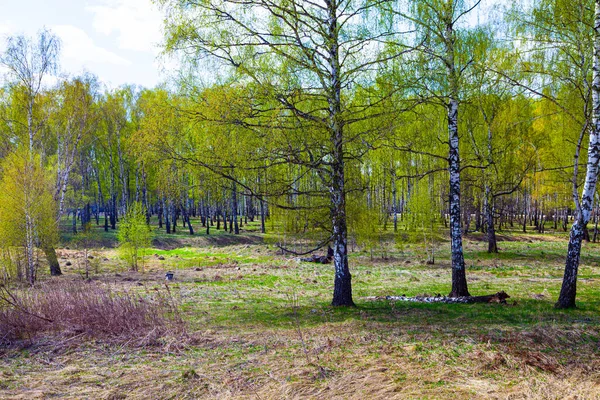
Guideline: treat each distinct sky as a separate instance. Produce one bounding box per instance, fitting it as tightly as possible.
[0,0,502,90]
[0,0,168,88]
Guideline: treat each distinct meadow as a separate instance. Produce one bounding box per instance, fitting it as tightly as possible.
[1,222,599,399]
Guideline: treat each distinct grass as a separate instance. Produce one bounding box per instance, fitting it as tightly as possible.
[1,223,600,399]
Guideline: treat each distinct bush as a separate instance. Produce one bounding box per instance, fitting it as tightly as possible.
[118,202,153,271]
[0,281,185,345]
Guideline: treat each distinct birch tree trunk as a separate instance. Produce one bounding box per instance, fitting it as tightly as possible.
[142,164,150,224]
[108,131,118,230]
[445,11,469,297]
[392,166,398,233]
[26,214,36,286]
[116,127,128,211]
[556,0,600,308]
[164,197,171,234]
[328,0,353,307]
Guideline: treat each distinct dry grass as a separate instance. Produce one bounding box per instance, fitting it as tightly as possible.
[0,280,185,346]
[2,322,599,399]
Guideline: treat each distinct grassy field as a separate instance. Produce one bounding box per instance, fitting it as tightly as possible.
[1,222,600,399]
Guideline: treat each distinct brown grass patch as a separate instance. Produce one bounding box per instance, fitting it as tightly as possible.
[0,280,185,346]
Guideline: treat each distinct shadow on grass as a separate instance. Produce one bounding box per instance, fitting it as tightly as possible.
[59,221,265,250]
[464,249,600,266]
[205,294,600,334]
[204,297,600,366]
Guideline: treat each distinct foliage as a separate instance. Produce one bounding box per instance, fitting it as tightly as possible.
[0,150,58,283]
[405,176,441,263]
[117,202,153,271]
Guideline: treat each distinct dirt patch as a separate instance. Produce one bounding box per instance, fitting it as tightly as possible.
[465,232,566,243]
[152,234,263,250]
[152,237,188,250]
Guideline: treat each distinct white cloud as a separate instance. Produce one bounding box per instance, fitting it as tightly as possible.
[52,24,131,66]
[86,0,163,54]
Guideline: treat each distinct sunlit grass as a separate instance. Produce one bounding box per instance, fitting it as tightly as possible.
[2,227,600,399]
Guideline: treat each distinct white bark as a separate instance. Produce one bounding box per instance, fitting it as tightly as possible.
[25,213,35,285]
[445,6,469,297]
[327,0,353,306]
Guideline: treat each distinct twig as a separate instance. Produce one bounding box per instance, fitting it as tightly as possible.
[0,285,54,323]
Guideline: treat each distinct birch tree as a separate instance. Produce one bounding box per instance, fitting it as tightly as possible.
[556,0,600,308]
[391,0,487,296]
[0,29,60,154]
[156,0,414,306]
[0,150,58,285]
[1,30,63,276]
[53,75,99,218]
[510,0,597,307]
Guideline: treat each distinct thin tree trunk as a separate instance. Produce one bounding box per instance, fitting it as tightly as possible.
[26,214,35,285]
[206,203,210,235]
[44,246,62,276]
[328,2,353,306]
[135,167,140,203]
[232,182,240,234]
[164,197,171,234]
[116,128,128,210]
[182,196,194,235]
[260,197,266,233]
[486,188,498,253]
[172,204,177,233]
[158,199,163,229]
[72,210,77,234]
[142,165,150,224]
[392,167,398,233]
[594,207,598,243]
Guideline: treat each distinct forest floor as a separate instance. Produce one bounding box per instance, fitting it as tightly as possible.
[1,222,600,399]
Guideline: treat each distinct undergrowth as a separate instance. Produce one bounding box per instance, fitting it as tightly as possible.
[0,280,185,346]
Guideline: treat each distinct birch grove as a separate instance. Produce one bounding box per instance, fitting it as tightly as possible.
[0,0,597,308]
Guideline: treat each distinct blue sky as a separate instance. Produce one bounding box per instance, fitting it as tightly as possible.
[0,0,167,88]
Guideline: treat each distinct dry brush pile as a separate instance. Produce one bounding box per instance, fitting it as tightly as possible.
[0,280,186,346]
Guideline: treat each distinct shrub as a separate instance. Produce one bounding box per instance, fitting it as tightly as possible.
[0,281,184,345]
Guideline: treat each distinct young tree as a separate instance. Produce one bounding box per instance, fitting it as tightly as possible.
[0,149,58,285]
[1,29,64,276]
[0,29,60,154]
[52,75,100,217]
[117,202,153,271]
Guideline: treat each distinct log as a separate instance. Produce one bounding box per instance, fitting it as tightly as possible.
[461,291,510,304]
[300,246,334,264]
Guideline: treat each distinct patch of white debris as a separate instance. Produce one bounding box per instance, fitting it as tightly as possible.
[365,294,472,304]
